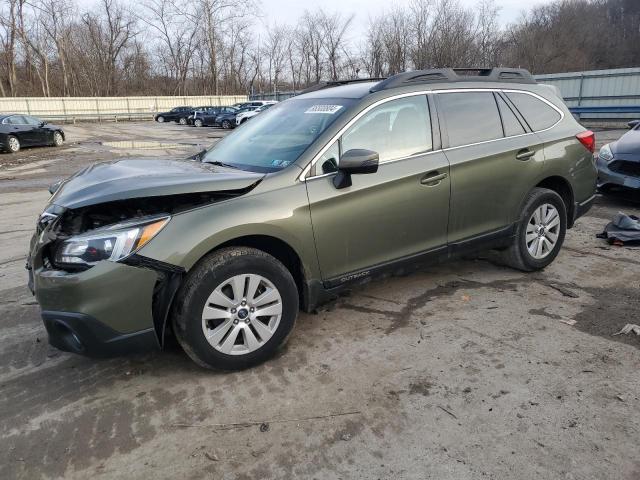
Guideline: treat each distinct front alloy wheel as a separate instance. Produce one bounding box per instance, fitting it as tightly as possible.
[202,274,283,355]
[179,117,187,125]
[172,247,298,370]
[194,119,203,127]
[53,131,64,147]
[222,120,231,129]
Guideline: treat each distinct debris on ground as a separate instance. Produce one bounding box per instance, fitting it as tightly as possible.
[613,324,640,336]
[547,283,579,298]
[596,213,640,246]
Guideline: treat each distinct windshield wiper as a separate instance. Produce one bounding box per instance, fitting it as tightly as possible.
[208,160,242,170]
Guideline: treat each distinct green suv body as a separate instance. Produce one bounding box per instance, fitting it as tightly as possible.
[28,68,597,369]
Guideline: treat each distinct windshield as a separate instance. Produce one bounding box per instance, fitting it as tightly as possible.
[203,98,354,173]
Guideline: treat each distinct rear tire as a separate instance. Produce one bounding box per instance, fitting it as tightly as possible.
[6,135,20,153]
[172,247,299,370]
[194,119,203,127]
[179,117,187,125]
[501,187,567,272]
[222,120,231,129]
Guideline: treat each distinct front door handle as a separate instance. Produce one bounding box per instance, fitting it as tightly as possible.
[420,171,448,186]
[515,149,535,161]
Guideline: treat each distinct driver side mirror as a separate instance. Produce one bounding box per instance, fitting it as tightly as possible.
[333,149,379,189]
[627,120,640,129]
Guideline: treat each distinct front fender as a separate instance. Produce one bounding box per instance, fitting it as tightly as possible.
[137,182,321,281]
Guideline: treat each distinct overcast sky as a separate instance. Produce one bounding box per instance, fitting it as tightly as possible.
[258,0,557,31]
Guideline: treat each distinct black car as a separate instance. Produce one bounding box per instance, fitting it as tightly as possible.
[154,106,193,124]
[212,106,259,129]
[596,120,640,192]
[193,106,240,128]
[189,106,237,126]
[0,114,65,153]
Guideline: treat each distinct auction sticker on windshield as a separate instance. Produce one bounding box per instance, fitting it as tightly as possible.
[305,105,343,114]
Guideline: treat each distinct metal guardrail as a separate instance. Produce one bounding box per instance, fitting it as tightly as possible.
[568,106,640,114]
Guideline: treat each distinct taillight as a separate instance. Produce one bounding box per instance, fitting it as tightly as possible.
[576,130,595,153]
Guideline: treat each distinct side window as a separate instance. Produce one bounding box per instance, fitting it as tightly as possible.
[505,92,561,131]
[24,116,41,126]
[319,140,340,175]
[7,115,27,125]
[438,92,502,147]
[496,94,526,137]
[341,95,432,163]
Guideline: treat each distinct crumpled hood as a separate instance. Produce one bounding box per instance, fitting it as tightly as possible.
[611,129,640,155]
[50,158,264,209]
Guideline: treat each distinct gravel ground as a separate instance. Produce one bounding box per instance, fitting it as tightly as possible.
[0,123,638,479]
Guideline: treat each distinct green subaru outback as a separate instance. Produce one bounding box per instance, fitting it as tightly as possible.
[28,68,597,370]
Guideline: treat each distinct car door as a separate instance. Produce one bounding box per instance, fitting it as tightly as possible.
[24,116,48,145]
[436,90,544,244]
[305,94,450,284]
[6,115,36,145]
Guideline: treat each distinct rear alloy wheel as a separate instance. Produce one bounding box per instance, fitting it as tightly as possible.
[53,131,64,147]
[501,187,567,271]
[157,116,165,123]
[179,117,187,125]
[194,119,203,127]
[221,120,231,129]
[172,247,298,370]
[6,135,20,153]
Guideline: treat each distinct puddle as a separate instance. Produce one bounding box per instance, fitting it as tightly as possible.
[81,140,200,150]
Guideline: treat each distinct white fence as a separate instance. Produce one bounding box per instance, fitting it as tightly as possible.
[0,95,248,122]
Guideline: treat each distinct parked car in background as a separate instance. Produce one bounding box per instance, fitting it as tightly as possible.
[192,106,239,127]
[154,106,192,124]
[214,106,260,129]
[29,68,596,370]
[236,102,277,126]
[597,120,640,193]
[187,106,222,125]
[1,114,65,153]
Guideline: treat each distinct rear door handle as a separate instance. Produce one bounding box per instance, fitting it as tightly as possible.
[420,171,448,186]
[515,149,535,161]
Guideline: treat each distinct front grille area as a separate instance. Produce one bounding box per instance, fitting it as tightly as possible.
[609,160,640,177]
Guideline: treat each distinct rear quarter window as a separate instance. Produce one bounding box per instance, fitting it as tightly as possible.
[505,92,561,131]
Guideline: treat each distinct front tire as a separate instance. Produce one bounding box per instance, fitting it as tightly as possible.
[172,247,299,370]
[221,120,231,129]
[501,187,567,271]
[156,116,165,123]
[194,119,203,127]
[6,135,20,153]
[52,131,64,147]
[179,117,187,125]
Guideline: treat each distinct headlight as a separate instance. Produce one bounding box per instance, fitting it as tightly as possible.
[54,216,169,268]
[598,144,614,162]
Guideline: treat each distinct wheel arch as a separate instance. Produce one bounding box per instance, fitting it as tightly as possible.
[535,176,575,227]
[213,235,308,309]
[161,233,314,346]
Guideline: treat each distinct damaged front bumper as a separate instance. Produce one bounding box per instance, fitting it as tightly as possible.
[29,233,184,357]
[597,155,640,190]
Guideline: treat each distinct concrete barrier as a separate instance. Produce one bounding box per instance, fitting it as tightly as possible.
[0,95,248,122]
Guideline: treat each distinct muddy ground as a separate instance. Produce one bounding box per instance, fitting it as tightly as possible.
[0,123,639,479]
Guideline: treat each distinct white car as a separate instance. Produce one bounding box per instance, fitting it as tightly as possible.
[236,102,277,126]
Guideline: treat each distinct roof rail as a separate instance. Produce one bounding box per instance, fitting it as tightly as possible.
[369,68,536,93]
[300,77,387,94]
